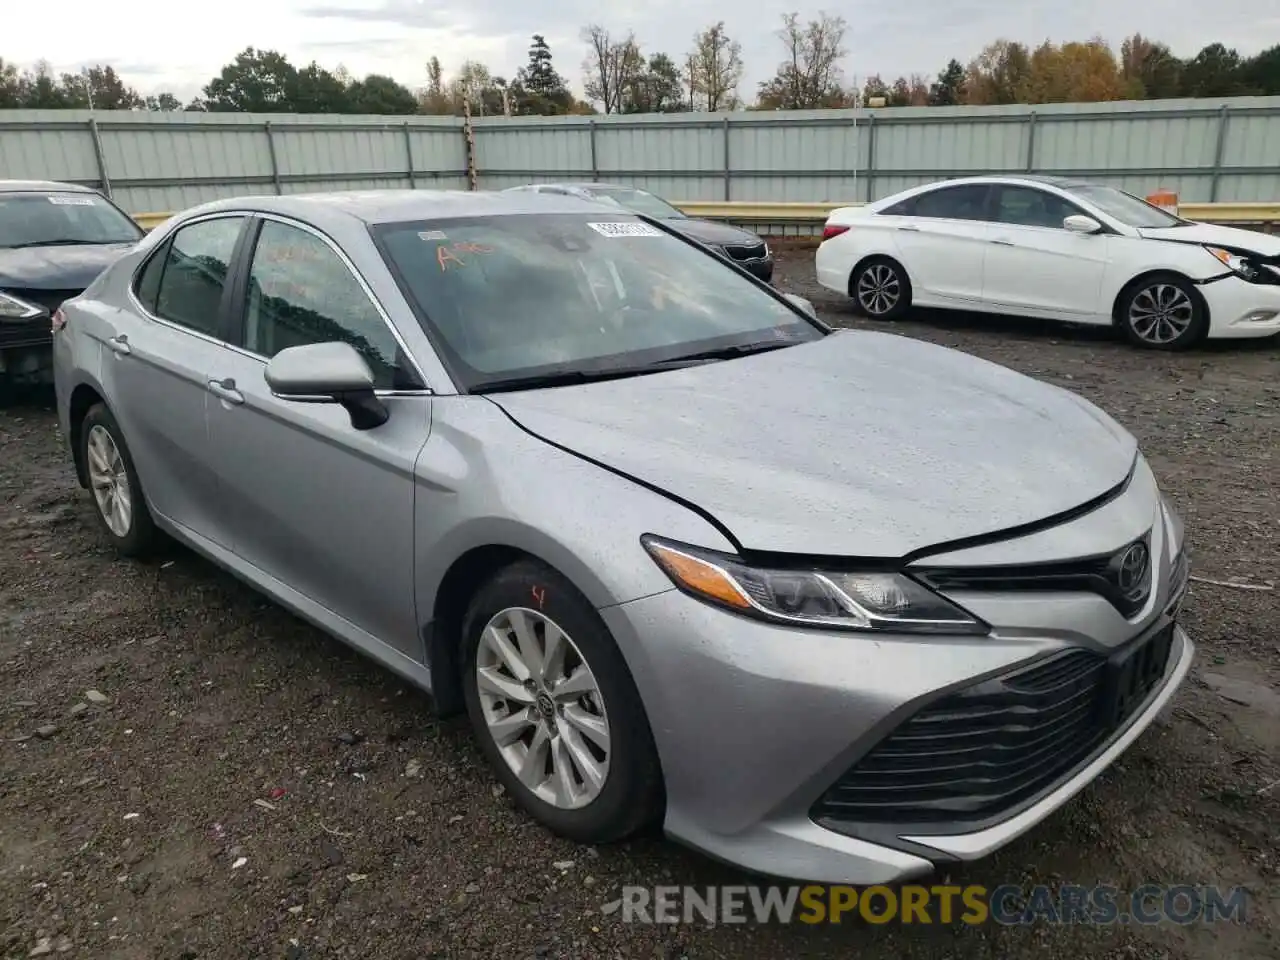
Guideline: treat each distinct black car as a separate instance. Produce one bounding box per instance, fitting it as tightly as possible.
[1,180,144,388]
[504,182,774,283]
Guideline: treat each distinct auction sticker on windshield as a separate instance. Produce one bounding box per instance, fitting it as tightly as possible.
[588,222,664,238]
[48,196,97,206]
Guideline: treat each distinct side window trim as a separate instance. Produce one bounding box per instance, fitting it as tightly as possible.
[229,212,430,393]
[127,212,251,346]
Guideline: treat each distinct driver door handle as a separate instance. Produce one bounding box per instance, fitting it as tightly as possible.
[990,238,1015,246]
[899,225,920,232]
[208,377,244,405]
[107,335,131,356]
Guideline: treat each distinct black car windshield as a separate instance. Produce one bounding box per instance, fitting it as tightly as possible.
[0,192,143,248]
[583,187,686,220]
[373,213,822,391]
[1069,185,1186,228]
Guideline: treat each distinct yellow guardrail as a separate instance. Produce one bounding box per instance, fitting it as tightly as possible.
[133,200,1280,231]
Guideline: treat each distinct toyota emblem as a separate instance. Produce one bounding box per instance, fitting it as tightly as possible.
[1116,542,1150,597]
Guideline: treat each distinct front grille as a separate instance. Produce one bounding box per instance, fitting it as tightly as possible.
[723,242,767,262]
[915,534,1154,619]
[811,623,1175,831]
[5,288,81,314]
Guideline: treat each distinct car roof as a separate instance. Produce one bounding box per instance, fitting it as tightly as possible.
[170,189,618,230]
[535,182,644,193]
[915,174,1097,191]
[0,179,99,195]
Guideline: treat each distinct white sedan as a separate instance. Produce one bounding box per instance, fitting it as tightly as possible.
[815,175,1280,349]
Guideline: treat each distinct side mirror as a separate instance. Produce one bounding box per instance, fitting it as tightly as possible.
[783,292,818,319]
[1064,214,1103,235]
[265,341,389,431]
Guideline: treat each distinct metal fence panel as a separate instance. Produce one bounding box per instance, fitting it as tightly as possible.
[2,99,1279,215]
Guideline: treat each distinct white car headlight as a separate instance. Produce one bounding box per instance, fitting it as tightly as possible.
[1204,246,1261,281]
[642,535,988,634]
[0,291,47,322]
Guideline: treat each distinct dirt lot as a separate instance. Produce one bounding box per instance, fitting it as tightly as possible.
[2,247,1278,960]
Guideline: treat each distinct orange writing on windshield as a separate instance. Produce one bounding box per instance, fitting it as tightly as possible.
[435,241,495,271]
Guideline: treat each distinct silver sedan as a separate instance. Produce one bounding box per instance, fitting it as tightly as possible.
[53,189,1193,884]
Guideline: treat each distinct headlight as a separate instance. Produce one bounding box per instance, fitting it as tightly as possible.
[1204,246,1260,281]
[641,536,988,635]
[0,291,47,322]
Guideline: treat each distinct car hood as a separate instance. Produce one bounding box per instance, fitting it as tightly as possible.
[489,331,1138,558]
[0,242,137,290]
[1138,223,1280,257]
[665,217,764,249]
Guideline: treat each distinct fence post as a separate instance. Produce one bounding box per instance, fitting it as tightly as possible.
[1025,111,1037,171]
[461,100,478,190]
[722,116,731,201]
[263,121,282,194]
[87,117,113,198]
[864,113,877,202]
[403,121,416,189]
[1209,104,1231,203]
[589,120,599,182]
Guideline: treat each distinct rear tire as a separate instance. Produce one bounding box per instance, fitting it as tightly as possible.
[460,560,664,844]
[1116,274,1209,350]
[79,403,158,558]
[849,256,912,320]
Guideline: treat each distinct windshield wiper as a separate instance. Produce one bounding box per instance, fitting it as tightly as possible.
[662,340,797,363]
[6,238,112,249]
[472,358,718,394]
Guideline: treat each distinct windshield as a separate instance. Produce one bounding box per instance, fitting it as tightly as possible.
[0,192,143,248]
[373,213,822,391]
[584,187,686,220]
[1069,185,1185,228]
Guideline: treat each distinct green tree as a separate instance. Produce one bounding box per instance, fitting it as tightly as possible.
[928,59,965,105]
[202,47,298,111]
[1119,34,1183,99]
[145,92,183,111]
[16,61,72,108]
[347,74,417,114]
[1239,43,1280,94]
[1180,43,1248,97]
[289,62,351,113]
[516,35,573,114]
[0,58,22,108]
[59,65,144,109]
[625,53,687,113]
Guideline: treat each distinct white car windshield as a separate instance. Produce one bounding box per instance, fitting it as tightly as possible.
[1069,185,1185,229]
[373,213,820,390]
[0,192,143,248]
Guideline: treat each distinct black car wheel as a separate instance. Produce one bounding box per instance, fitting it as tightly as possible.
[850,257,912,320]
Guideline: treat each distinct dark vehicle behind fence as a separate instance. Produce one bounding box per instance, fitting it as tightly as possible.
[0,180,144,390]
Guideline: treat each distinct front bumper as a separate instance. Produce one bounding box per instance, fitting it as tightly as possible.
[602,466,1192,884]
[1201,273,1280,338]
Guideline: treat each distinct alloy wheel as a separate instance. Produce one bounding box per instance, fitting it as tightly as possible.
[86,424,132,538]
[475,607,611,810]
[1128,284,1194,345]
[857,263,901,316]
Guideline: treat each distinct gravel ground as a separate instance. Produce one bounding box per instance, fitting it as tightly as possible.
[2,247,1278,960]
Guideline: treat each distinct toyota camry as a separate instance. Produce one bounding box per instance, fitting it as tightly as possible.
[53,189,1193,884]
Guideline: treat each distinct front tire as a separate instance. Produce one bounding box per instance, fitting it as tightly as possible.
[80,403,157,557]
[460,560,663,844]
[850,256,912,320]
[1117,274,1209,350]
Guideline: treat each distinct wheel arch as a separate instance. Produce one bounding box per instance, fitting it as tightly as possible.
[1110,268,1210,328]
[68,381,108,489]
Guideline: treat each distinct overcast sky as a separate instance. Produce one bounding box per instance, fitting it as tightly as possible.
[6,1,1278,105]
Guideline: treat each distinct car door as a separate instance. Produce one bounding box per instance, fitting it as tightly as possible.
[204,215,432,660]
[103,214,250,546]
[884,184,993,302]
[980,185,1112,318]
